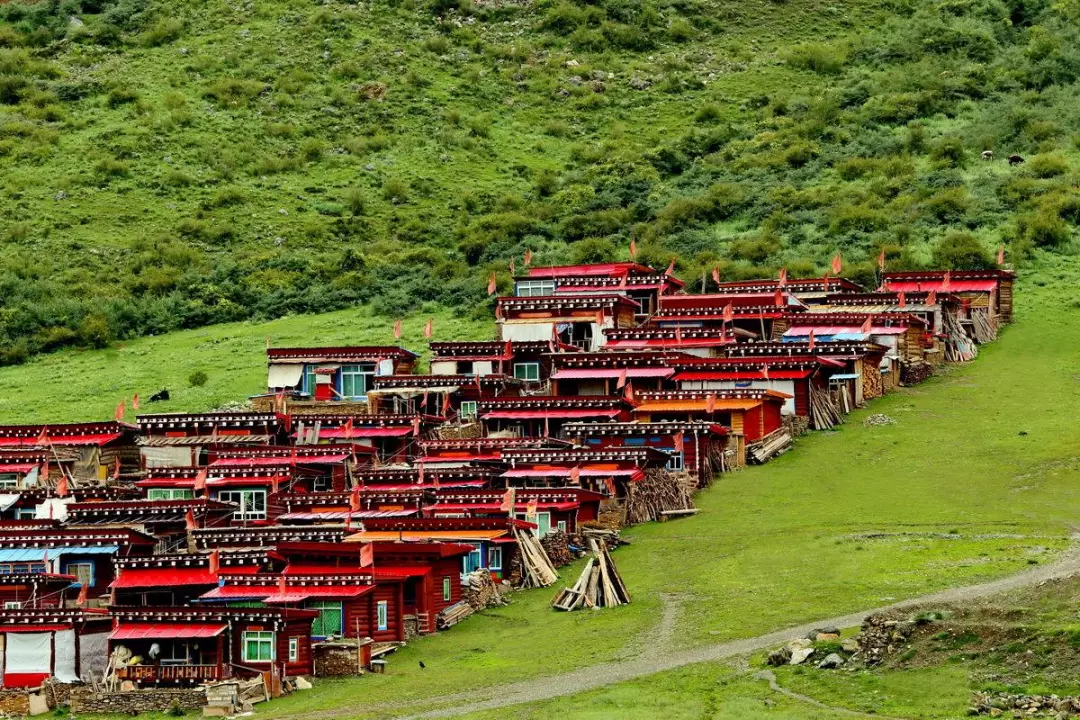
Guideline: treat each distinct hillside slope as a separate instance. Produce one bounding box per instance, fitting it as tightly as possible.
[2,0,1078,362]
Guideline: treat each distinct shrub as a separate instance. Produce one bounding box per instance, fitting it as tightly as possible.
[78,314,111,348]
[95,156,130,177]
[204,78,266,106]
[383,177,409,203]
[1028,152,1068,178]
[930,136,967,168]
[931,231,992,269]
[924,187,971,223]
[188,370,208,387]
[106,85,139,108]
[784,42,846,74]
[344,187,365,215]
[694,104,722,123]
[1019,210,1070,247]
[423,35,449,54]
[140,18,183,46]
[299,137,326,162]
[467,114,492,138]
[544,120,571,137]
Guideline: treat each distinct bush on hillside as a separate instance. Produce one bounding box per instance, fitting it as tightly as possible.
[931,231,993,269]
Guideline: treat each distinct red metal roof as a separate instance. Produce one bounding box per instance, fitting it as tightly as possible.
[502,468,645,479]
[0,624,72,633]
[277,510,419,521]
[0,433,123,447]
[784,326,906,336]
[526,263,655,278]
[605,337,733,349]
[110,623,227,640]
[483,409,621,420]
[210,454,348,467]
[197,585,272,601]
[673,370,812,381]
[303,427,412,439]
[429,501,579,512]
[373,566,431,580]
[263,585,373,603]
[550,368,674,380]
[111,568,218,589]
[884,279,999,292]
[0,464,39,473]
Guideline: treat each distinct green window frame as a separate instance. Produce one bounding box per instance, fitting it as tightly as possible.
[458,401,478,419]
[148,488,194,501]
[513,363,540,382]
[307,601,343,638]
[242,631,275,663]
[303,366,317,396]
[376,601,388,632]
[340,363,375,398]
[442,577,452,602]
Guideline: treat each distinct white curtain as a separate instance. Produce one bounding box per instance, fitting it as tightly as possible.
[267,364,304,388]
[140,446,194,468]
[53,630,77,683]
[5,632,51,674]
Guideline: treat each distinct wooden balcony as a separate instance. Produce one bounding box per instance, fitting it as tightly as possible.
[116,664,221,682]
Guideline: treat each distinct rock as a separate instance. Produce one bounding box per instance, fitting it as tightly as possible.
[293,676,312,690]
[841,638,859,653]
[68,16,85,28]
[629,75,651,90]
[815,632,840,642]
[565,59,579,67]
[817,626,841,636]
[789,648,813,665]
[767,646,791,666]
[817,653,844,670]
[864,413,895,427]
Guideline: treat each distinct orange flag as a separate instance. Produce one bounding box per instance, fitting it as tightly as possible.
[360,543,374,568]
[898,292,907,309]
[623,381,635,404]
[524,248,533,267]
[774,290,784,307]
[342,417,354,439]
[722,303,734,324]
[673,432,684,453]
[509,257,515,275]
[569,466,581,485]
[132,394,140,411]
[941,270,952,291]
[629,237,637,259]
[114,400,125,422]
[778,267,787,287]
[616,368,628,389]
[499,486,516,513]
[604,476,617,497]
[185,509,197,531]
[808,329,815,351]
[113,457,121,480]
[393,319,403,340]
[831,253,842,275]
[706,393,717,414]
[926,289,938,306]
[762,364,770,381]
[525,498,538,519]
[711,264,721,287]
[35,427,49,447]
[412,416,421,437]
[877,249,886,270]
[860,316,873,334]
[278,575,287,594]
[56,473,69,498]
[76,582,88,607]
[487,272,498,295]
[423,317,434,338]
[665,257,676,276]
[996,245,1005,265]
[208,549,220,574]
[349,484,362,513]
[194,467,208,493]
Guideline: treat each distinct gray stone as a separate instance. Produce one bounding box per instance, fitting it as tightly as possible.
[767,646,791,666]
[789,647,813,665]
[293,677,312,691]
[817,653,845,670]
[841,638,859,653]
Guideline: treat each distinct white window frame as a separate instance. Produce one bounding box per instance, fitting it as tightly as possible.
[65,562,94,587]
[458,401,478,419]
[557,520,567,534]
[216,489,268,521]
[0,473,20,490]
[487,545,502,571]
[288,637,299,663]
[147,488,194,501]
[376,601,388,631]
[518,512,552,538]
[312,476,333,493]
[513,362,540,382]
[666,451,684,472]
[442,577,452,602]
[242,631,275,663]
[4,601,20,609]
[515,280,555,297]
[340,363,375,399]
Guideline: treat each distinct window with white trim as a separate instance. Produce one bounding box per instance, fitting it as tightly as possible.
[513,363,540,382]
[442,577,452,602]
[487,545,502,571]
[340,363,376,398]
[4,601,20,609]
[217,489,268,521]
[0,473,19,490]
[459,401,478,419]
[376,601,388,631]
[242,631,275,662]
[515,280,555,297]
[462,545,483,575]
[288,637,299,663]
[666,451,684,472]
[148,488,194,501]
[65,562,94,587]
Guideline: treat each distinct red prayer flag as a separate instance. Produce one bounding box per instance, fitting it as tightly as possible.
[35,427,49,447]
[860,316,873,334]
[524,248,533,267]
[494,303,504,321]
[616,368,628,389]
[423,317,434,339]
[722,303,734,324]
[56,473,68,498]
[509,257,515,275]
[808,329,816,351]
[898,291,906,309]
[487,272,498,295]
[417,463,425,486]
[711,264,721,287]
[499,487,516,513]
[525,498,538,519]
[360,543,374,568]
[595,308,605,326]
[673,432,684,453]
[504,339,513,360]
[665,257,676,276]
[343,417,354,439]
[112,457,121,480]
[132,394,140,411]
[941,270,952,291]
[618,271,628,290]
[675,325,683,345]
[569,466,581,485]
[114,400,125,422]
[194,467,208,493]
[76,582,88,607]
[629,237,637,259]
[349,485,361,513]
[926,289,938,306]
[604,476,617,497]
[623,381,635,404]
[706,394,717,414]
[775,289,784,307]
[278,575,287,593]
[393,319,403,340]
[208,549,220,575]
[412,416,421,437]
[185,509,197,531]
[441,393,452,416]
[877,249,886,270]
[997,245,1005,265]
[831,253,842,275]
[778,267,787,287]
[762,364,770,380]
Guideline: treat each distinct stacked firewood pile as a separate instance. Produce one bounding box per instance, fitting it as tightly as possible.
[809,385,844,429]
[747,429,792,464]
[462,568,507,610]
[437,422,482,440]
[551,538,630,611]
[862,366,885,400]
[901,361,934,385]
[540,530,574,567]
[436,600,475,629]
[622,468,694,525]
[943,310,977,362]
[833,384,854,414]
[970,309,998,343]
[512,525,559,588]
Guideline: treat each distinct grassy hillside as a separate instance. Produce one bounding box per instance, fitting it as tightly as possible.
[232,251,1080,718]
[0,308,489,423]
[2,0,1079,363]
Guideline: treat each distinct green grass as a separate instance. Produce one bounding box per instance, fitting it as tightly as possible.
[223,250,1080,719]
[0,308,489,423]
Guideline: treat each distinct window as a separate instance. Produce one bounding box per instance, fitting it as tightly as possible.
[4,601,20,609]
[0,473,19,490]
[303,366,317,396]
[242,631,275,662]
[14,509,35,520]
[442,577,452,602]
[288,637,299,663]
[0,563,44,574]
[557,521,567,534]
[340,363,375,399]
[216,489,267,521]
[65,562,93,587]
[312,476,333,493]
[513,363,540,382]
[518,512,552,538]
[459,401,478,420]
[461,545,483,574]
[376,601,388,632]
[147,488,194,501]
[667,451,684,472]
[515,280,555,297]
[487,545,502,571]
[307,601,343,638]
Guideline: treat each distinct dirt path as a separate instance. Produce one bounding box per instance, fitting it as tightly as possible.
[288,545,1080,720]
[752,669,910,720]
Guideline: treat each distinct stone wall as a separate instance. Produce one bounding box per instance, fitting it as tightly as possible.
[0,690,32,716]
[69,687,206,713]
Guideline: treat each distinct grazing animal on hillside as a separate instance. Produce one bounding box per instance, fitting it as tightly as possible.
[148,389,170,402]
[1008,154,1025,166]
[981,150,994,161]
[418,661,426,669]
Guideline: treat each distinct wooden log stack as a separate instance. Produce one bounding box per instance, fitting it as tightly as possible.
[809,385,844,430]
[747,429,792,464]
[943,310,977,362]
[970,309,998,344]
[512,525,559,588]
[622,469,694,525]
[436,600,475,629]
[551,539,630,611]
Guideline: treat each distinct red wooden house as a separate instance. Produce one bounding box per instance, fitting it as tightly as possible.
[602,326,738,356]
[883,269,1015,325]
[293,414,440,464]
[651,292,806,341]
[428,341,553,388]
[667,356,838,417]
[0,572,76,609]
[427,487,603,536]
[561,420,732,481]
[369,374,522,423]
[0,608,112,688]
[712,277,865,302]
[478,396,633,438]
[0,422,140,484]
[137,412,288,469]
[277,489,424,524]
[364,542,474,635]
[265,346,418,402]
[190,526,347,551]
[350,467,495,491]
[0,449,77,496]
[548,351,684,396]
[108,606,317,685]
[781,312,928,384]
[3,486,140,523]
[64,499,236,552]
[415,437,568,470]
[497,446,668,498]
[516,262,683,320]
[496,294,640,352]
[209,444,371,493]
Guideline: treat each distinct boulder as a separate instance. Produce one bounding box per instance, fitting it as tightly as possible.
[293,677,312,691]
[767,646,792,666]
[789,648,814,665]
[817,653,845,670]
[841,638,859,653]
[814,632,840,642]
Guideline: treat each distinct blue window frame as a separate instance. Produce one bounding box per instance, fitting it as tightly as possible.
[63,559,95,587]
[622,437,645,446]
